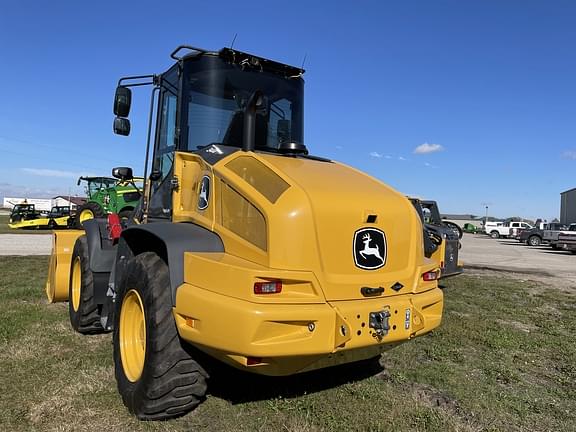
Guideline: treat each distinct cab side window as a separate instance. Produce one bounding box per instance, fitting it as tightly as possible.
[156,92,177,179]
[148,67,179,219]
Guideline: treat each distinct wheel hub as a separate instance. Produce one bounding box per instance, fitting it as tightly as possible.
[71,257,81,312]
[79,209,94,223]
[120,289,146,382]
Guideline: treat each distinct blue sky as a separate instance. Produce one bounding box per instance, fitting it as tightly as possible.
[0,0,574,221]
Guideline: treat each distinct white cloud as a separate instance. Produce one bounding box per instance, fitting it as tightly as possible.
[414,142,444,154]
[369,151,383,158]
[385,155,392,159]
[21,168,93,179]
[562,150,576,160]
[398,156,407,161]
[423,162,438,168]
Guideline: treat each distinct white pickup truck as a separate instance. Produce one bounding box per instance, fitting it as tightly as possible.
[484,221,532,239]
[543,223,576,249]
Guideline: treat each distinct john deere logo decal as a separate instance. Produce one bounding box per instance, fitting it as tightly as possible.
[353,228,387,270]
[198,175,210,210]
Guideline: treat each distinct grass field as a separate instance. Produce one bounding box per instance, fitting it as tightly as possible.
[0,215,55,234]
[0,256,575,432]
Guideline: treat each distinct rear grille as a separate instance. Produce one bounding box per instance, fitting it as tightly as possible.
[443,239,459,275]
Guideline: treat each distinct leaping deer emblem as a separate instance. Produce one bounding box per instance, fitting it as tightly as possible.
[199,181,208,203]
[359,233,384,262]
[198,176,209,209]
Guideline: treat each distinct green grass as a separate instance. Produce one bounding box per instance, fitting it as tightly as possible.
[1,256,575,431]
[0,215,54,234]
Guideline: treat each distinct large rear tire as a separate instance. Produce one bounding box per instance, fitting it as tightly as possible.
[69,236,104,334]
[75,202,105,228]
[113,252,208,420]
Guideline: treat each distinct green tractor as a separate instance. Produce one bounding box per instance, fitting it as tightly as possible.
[74,176,142,228]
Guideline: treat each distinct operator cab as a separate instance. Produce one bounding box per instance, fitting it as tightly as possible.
[48,206,71,218]
[9,204,37,223]
[113,46,311,220]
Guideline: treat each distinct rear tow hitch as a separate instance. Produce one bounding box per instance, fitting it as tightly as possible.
[369,309,391,340]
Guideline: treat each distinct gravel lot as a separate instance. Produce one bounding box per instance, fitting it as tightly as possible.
[459,233,576,285]
[0,234,52,255]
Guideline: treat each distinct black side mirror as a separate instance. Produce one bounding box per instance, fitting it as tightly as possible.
[113,117,131,136]
[114,86,132,117]
[112,166,134,181]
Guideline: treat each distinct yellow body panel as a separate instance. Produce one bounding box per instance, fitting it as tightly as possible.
[9,215,70,229]
[174,265,442,375]
[168,150,444,374]
[45,230,84,303]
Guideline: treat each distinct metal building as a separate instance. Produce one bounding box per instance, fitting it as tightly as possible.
[560,187,576,224]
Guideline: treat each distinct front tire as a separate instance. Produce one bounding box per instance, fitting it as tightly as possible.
[490,230,500,239]
[69,236,104,334]
[114,252,208,420]
[528,235,542,247]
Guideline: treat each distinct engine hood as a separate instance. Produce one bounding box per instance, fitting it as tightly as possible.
[256,154,425,301]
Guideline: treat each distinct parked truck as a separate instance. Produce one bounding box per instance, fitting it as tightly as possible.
[46,45,445,420]
[485,221,532,239]
[554,225,576,253]
[543,223,575,249]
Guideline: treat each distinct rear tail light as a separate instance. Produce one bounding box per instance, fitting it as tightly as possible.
[254,280,282,294]
[422,270,440,281]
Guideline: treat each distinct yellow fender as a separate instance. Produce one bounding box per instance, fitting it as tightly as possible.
[45,230,84,303]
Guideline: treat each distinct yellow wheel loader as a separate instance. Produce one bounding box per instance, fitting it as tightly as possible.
[46,45,444,420]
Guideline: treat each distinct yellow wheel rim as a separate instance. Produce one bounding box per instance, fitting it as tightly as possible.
[79,209,94,223]
[120,289,146,382]
[71,257,81,312]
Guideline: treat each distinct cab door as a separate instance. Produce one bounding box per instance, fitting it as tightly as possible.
[148,67,179,220]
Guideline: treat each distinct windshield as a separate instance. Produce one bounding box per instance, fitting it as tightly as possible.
[84,178,116,197]
[182,56,304,152]
[11,204,34,215]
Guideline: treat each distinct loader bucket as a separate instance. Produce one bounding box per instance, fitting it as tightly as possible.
[45,230,84,303]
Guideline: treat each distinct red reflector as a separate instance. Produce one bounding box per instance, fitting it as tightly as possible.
[422,270,440,281]
[247,357,263,366]
[107,213,122,242]
[254,281,282,294]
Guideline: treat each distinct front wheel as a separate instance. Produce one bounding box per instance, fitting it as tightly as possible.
[113,252,208,420]
[490,230,500,239]
[528,235,542,247]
